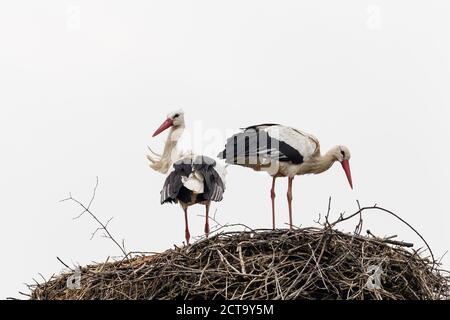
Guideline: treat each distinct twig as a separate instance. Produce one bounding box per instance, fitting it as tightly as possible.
[60,177,127,257]
[327,203,435,267]
[354,200,363,235]
[366,230,414,248]
[56,257,73,271]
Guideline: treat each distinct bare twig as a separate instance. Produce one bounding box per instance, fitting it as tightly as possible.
[366,230,414,248]
[60,177,127,257]
[327,202,435,267]
[56,257,73,271]
[354,200,363,235]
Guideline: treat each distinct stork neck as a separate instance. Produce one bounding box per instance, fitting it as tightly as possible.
[161,126,184,163]
[309,149,337,174]
[148,125,185,174]
[156,127,184,166]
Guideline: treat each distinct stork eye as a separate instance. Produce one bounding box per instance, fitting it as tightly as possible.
[173,114,180,118]
[340,150,346,157]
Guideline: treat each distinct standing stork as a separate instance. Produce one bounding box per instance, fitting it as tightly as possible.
[218,124,353,229]
[148,111,226,244]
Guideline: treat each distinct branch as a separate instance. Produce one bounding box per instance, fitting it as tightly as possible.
[60,177,127,257]
[366,230,414,248]
[56,256,73,270]
[353,200,363,235]
[327,202,435,267]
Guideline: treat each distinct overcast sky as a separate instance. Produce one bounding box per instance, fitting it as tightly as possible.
[1,1,449,299]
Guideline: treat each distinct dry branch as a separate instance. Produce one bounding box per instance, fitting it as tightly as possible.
[60,177,127,257]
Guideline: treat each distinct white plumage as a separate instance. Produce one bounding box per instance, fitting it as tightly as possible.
[265,125,319,162]
[181,171,205,194]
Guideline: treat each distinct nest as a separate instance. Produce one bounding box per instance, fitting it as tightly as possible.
[30,227,450,300]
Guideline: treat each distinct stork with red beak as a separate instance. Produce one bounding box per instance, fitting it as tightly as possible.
[147,110,186,174]
[218,124,353,229]
[148,111,226,244]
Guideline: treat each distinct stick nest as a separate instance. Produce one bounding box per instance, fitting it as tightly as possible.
[30,227,449,300]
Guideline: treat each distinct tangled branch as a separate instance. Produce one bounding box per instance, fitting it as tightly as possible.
[319,197,435,267]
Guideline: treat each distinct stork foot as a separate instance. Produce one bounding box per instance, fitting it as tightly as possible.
[204,203,211,238]
[185,230,191,245]
[287,177,294,230]
[287,193,293,230]
[183,206,191,245]
[204,223,210,238]
[271,177,277,230]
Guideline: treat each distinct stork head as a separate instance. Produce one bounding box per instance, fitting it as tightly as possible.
[333,145,353,189]
[152,110,185,137]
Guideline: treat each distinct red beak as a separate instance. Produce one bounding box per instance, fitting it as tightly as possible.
[152,118,173,137]
[341,159,353,189]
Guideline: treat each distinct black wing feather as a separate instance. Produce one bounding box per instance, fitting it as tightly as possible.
[218,128,303,165]
[161,156,225,204]
[241,123,280,131]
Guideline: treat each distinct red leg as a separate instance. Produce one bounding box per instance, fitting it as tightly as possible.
[183,206,190,245]
[287,177,294,229]
[204,203,210,237]
[271,177,276,230]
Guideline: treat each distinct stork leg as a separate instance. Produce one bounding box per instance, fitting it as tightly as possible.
[287,177,294,229]
[204,202,210,238]
[182,205,191,245]
[270,177,277,230]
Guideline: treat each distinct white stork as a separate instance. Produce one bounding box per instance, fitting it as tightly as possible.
[218,124,353,229]
[148,111,226,244]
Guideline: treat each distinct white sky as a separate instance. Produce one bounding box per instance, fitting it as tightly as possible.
[1,1,449,299]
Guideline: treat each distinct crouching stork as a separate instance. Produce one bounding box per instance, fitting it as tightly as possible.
[218,124,353,230]
[161,154,226,244]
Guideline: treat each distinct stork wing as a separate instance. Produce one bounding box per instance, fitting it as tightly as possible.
[218,129,303,165]
[193,156,225,202]
[161,155,226,204]
[265,126,319,161]
[160,160,192,204]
